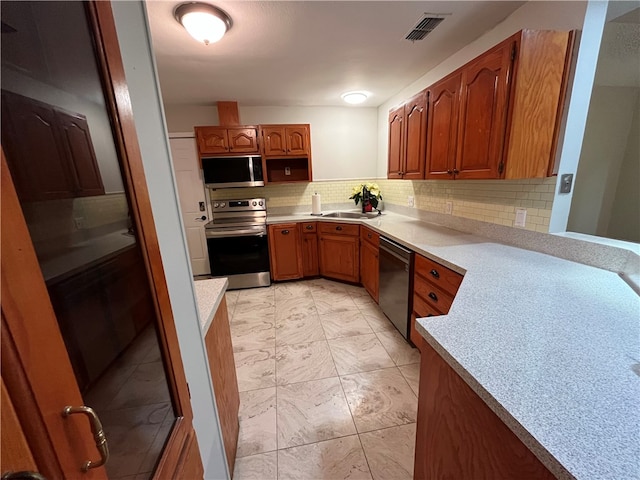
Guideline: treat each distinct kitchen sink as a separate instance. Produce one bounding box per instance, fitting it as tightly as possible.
[322,211,381,219]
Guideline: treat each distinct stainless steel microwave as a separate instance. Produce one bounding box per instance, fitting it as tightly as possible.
[202,156,264,189]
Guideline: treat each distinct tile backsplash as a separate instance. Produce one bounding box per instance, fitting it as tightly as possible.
[210,177,557,233]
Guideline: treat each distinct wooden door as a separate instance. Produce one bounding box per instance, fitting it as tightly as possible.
[0,90,75,201]
[227,127,258,154]
[285,126,309,156]
[261,126,287,156]
[426,72,462,180]
[170,136,211,276]
[403,91,427,180]
[387,105,405,179]
[360,240,379,302]
[456,41,513,179]
[268,224,304,280]
[319,234,359,283]
[1,2,202,479]
[55,110,106,197]
[301,223,319,277]
[195,126,229,155]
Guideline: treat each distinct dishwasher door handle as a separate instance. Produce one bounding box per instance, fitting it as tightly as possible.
[380,245,410,264]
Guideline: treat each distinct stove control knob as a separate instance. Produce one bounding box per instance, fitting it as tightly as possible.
[214,203,219,208]
[252,201,257,206]
[258,200,264,206]
[220,202,226,208]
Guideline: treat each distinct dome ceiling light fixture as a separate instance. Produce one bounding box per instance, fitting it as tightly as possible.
[341,91,369,105]
[174,2,232,45]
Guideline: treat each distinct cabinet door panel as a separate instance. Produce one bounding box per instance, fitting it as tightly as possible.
[387,106,404,179]
[196,127,229,155]
[301,233,319,277]
[403,91,427,180]
[360,239,379,302]
[227,128,258,154]
[55,111,105,196]
[319,234,359,283]
[426,73,461,180]
[268,224,303,280]
[262,127,287,156]
[286,126,308,156]
[456,45,512,179]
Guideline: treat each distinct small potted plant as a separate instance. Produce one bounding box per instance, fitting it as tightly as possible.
[350,183,382,213]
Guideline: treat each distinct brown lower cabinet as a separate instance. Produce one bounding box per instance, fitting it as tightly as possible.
[318,223,360,283]
[300,222,319,277]
[415,342,555,479]
[268,223,304,280]
[204,296,240,476]
[360,226,379,302]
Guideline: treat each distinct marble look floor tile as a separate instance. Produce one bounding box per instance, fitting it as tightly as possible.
[320,310,374,339]
[275,313,325,346]
[357,304,396,332]
[137,409,174,474]
[351,293,378,307]
[399,363,420,397]
[275,341,337,385]
[84,361,137,412]
[234,297,276,318]
[274,281,312,301]
[360,423,417,480]
[314,293,360,315]
[230,319,276,352]
[232,308,276,324]
[307,278,349,295]
[376,330,420,366]
[275,297,318,320]
[328,334,395,375]
[235,348,276,392]
[233,452,277,480]
[237,387,277,457]
[340,368,417,433]
[278,435,372,480]
[277,377,356,449]
[109,361,171,410]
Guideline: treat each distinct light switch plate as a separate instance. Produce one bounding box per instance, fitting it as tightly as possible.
[445,201,453,215]
[407,195,414,207]
[515,208,527,228]
[285,167,291,176]
[560,174,573,193]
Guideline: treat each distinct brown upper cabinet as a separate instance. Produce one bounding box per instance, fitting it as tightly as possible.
[387,91,427,179]
[1,90,105,202]
[260,125,311,157]
[194,126,259,156]
[422,30,573,180]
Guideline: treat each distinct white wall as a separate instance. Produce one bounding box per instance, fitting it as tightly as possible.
[111,2,229,479]
[375,1,588,176]
[165,104,379,180]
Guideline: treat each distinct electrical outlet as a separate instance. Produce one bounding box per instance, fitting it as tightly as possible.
[515,208,527,228]
[74,217,84,229]
[285,167,291,176]
[445,201,453,215]
[407,195,414,207]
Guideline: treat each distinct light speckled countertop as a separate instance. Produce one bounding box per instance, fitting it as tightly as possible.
[194,278,229,334]
[268,211,640,480]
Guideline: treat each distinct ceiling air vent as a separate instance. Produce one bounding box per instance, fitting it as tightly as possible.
[405,14,446,42]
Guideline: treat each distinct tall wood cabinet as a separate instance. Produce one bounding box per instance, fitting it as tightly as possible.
[387,91,427,180]
[268,223,304,280]
[300,222,319,277]
[1,90,105,202]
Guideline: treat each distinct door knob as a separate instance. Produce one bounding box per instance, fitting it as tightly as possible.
[62,406,109,472]
[196,215,207,221]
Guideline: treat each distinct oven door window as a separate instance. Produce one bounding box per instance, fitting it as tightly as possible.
[207,235,270,275]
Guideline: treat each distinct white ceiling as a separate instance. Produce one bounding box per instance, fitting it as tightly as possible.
[146,1,525,107]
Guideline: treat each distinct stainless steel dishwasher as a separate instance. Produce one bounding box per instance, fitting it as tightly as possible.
[378,236,413,339]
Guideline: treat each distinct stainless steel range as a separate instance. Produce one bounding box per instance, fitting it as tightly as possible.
[205,197,270,289]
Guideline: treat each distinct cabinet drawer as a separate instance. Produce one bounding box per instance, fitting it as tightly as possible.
[318,222,359,236]
[415,254,463,296]
[300,222,317,233]
[360,226,380,247]
[413,293,443,318]
[414,274,454,314]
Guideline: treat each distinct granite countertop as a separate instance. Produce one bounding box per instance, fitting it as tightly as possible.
[267,211,640,480]
[194,277,229,334]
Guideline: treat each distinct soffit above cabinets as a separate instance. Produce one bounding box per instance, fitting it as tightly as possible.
[146,1,525,107]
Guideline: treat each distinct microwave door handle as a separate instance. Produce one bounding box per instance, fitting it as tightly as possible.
[248,156,255,182]
[206,229,266,238]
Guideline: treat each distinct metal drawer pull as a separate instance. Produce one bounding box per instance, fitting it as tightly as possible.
[306,225,313,230]
[368,233,372,238]
[62,406,109,472]
[430,269,440,278]
[428,292,438,302]
[282,229,290,235]
[336,226,342,231]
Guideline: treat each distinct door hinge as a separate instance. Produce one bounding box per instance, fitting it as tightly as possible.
[498,162,504,175]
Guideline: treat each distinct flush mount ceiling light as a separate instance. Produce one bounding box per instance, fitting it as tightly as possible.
[341,91,369,105]
[174,2,232,45]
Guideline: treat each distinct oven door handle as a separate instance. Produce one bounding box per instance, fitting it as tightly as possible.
[206,229,267,238]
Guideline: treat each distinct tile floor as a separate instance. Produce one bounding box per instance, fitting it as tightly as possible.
[226,278,421,480]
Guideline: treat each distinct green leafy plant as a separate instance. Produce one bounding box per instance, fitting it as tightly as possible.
[349,183,382,209]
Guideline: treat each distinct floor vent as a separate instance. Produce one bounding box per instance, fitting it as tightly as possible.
[405,15,445,42]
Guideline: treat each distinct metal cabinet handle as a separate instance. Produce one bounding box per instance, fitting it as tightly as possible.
[62,406,109,472]
[430,269,440,279]
[428,292,438,302]
[447,169,453,175]
[196,215,207,221]
[306,225,313,230]
[453,169,460,175]
[336,226,342,231]
[367,233,372,238]
[282,229,290,235]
